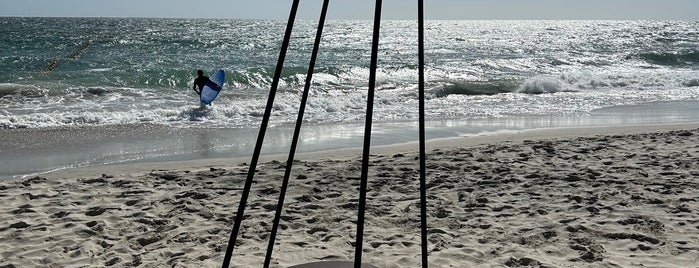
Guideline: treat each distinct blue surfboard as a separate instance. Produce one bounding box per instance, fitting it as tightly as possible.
[200,69,225,105]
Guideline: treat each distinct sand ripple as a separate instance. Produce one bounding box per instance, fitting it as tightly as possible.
[1,128,698,267]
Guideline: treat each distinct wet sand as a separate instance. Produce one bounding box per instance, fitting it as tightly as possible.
[4,100,699,179]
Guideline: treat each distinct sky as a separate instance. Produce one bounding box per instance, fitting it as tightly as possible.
[1,0,698,20]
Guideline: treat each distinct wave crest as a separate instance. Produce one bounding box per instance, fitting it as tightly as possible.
[433,77,573,97]
[639,51,699,66]
[433,80,519,97]
[517,77,572,94]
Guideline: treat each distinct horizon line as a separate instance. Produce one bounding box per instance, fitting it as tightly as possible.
[2,15,697,21]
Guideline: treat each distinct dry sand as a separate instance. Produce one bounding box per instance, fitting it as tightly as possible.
[1,123,699,267]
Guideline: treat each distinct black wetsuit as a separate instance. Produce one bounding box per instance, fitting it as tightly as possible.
[193,75,209,95]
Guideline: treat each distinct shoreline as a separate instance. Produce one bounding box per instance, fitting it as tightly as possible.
[2,122,698,267]
[4,99,699,179]
[40,121,699,180]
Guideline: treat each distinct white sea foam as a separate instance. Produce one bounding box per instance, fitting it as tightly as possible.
[517,76,571,94]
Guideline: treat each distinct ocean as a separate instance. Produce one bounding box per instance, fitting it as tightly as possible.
[1,18,699,177]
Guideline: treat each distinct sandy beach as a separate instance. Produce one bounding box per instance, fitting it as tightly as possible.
[1,123,699,267]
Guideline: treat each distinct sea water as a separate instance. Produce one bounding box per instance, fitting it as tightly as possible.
[1,18,699,176]
[2,18,698,129]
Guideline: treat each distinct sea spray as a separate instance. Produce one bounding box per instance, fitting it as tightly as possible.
[517,76,572,94]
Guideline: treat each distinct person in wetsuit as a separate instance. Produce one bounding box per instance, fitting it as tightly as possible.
[192,70,208,96]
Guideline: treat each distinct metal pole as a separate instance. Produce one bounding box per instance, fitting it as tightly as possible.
[354,0,382,267]
[221,1,300,267]
[417,0,428,267]
[263,0,330,267]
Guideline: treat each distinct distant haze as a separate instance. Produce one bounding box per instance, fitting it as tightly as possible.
[2,0,698,20]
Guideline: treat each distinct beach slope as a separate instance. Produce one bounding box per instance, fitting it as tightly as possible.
[1,124,698,267]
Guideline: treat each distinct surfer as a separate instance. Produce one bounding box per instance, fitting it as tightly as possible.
[192,70,208,96]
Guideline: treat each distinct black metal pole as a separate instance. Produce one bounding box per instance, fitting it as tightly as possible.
[354,0,382,267]
[417,0,428,267]
[221,1,300,267]
[263,0,330,267]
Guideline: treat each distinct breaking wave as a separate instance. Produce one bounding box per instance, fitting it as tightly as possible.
[517,77,574,94]
[432,80,520,97]
[639,51,699,66]
[433,77,574,97]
